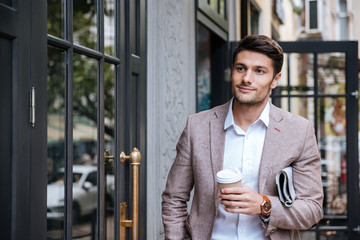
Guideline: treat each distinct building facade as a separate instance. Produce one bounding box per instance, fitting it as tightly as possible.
[0,0,359,239]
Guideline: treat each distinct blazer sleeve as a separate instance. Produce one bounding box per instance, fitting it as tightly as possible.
[161,116,194,240]
[264,120,324,236]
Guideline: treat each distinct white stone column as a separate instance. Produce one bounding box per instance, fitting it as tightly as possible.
[146,0,196,239]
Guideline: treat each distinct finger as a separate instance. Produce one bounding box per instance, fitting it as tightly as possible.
[221,186,244,194]
[225,206,252,214]
[224,206,242,214]
[219,193,245,201]
[224,205,258,215]
[220,199,240,208]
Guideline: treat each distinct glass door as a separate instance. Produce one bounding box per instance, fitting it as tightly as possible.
[275,41,359,240]
[46,0,147,239]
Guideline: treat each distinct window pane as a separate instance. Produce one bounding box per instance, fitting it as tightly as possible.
[209,0,218,12]
[72,54,98,239]
[197,23,211,112]
[320,230,347,239]
[318,97,347,216]
[250,3,259,35]
[271,97,315,123]
[104,63,115,239]
[47,0,65,38]
[309,0,318,29]
[47,46,66,239]
[318,53,345,94]
[301,231,348,239]
[104,0,115,56]
[219,0,225,18]
[73,0,97,49]
[277,53,314,95]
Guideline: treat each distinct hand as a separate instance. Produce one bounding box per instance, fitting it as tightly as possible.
[219,184,263,215]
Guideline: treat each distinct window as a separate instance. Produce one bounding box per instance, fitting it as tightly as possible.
[250,2,260,35]
[198,0,228,31]
[309,1,318,29]
[306,0,321,32]
[338,0,348,40]
[196,0,230,112]
[47,0,119,238]
[274,0,285,24]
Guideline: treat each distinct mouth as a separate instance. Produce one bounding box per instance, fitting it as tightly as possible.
[236,85,255,93]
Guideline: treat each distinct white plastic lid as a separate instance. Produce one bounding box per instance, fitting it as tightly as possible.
[216,168,242,183]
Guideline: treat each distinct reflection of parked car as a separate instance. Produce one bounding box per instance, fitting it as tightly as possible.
[47,165,114,223]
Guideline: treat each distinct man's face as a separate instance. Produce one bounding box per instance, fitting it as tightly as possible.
[231,50,281,106]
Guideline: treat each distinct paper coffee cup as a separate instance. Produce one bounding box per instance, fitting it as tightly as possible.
[216,168,243,191]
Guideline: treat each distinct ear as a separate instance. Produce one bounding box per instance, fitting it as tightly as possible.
[270,72,281,89]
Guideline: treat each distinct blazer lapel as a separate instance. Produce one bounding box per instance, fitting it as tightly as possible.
[258,104,283,194]
[209,101,229,208]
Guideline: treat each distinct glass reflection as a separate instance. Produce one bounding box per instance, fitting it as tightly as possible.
[209,0,218,12]
[104,63,115,239]
[279,53,314,95]
[104,0,116,56]
[219,0,225,18]
[197,23,211,112]
[47,0,64,38]
[47,46,65,239]
[73,0,97,49]
[72,54,98,240]
[318,53,346,94]
[318,97,347,217]
[319,230,347,239]
[301,230,348,240]
[271,96,315,125]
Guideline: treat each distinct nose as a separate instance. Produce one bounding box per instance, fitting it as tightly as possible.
[242,70,253,85]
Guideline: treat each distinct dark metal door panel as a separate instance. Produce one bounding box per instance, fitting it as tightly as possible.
[0,1,47,240]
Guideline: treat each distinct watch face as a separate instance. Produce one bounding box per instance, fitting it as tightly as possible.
[263,201,271,212]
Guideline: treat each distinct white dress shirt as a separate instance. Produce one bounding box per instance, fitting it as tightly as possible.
[212,99,270,240]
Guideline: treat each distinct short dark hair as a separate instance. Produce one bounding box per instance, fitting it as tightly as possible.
[232,35,284,76]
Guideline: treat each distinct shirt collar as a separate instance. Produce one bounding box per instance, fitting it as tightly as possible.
[224,98,270,130]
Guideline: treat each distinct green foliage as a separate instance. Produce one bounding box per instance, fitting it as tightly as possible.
[47,0,115,138]
[293,6,302,15]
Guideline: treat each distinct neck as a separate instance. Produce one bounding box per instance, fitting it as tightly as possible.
[232,98,269,132]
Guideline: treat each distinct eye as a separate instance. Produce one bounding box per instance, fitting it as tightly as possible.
[256,69,265,74]
[236,66,246,72]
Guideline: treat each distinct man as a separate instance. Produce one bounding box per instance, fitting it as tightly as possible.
[162,35,324,240]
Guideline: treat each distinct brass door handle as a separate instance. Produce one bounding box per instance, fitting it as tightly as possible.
[104,149,114,164]
[119,148,141,240]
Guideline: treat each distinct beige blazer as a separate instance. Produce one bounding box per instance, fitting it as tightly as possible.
[162,100,324,240]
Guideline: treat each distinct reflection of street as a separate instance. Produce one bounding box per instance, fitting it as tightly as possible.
[47,214,114,240]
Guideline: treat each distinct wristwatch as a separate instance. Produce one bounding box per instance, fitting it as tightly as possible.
[260,195,272,216]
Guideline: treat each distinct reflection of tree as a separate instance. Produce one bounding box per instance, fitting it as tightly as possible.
[73,0,97,49]
[47,0,115,138]
[73,55,115,138]
[48,47,65,114]
[47,0,64,37]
